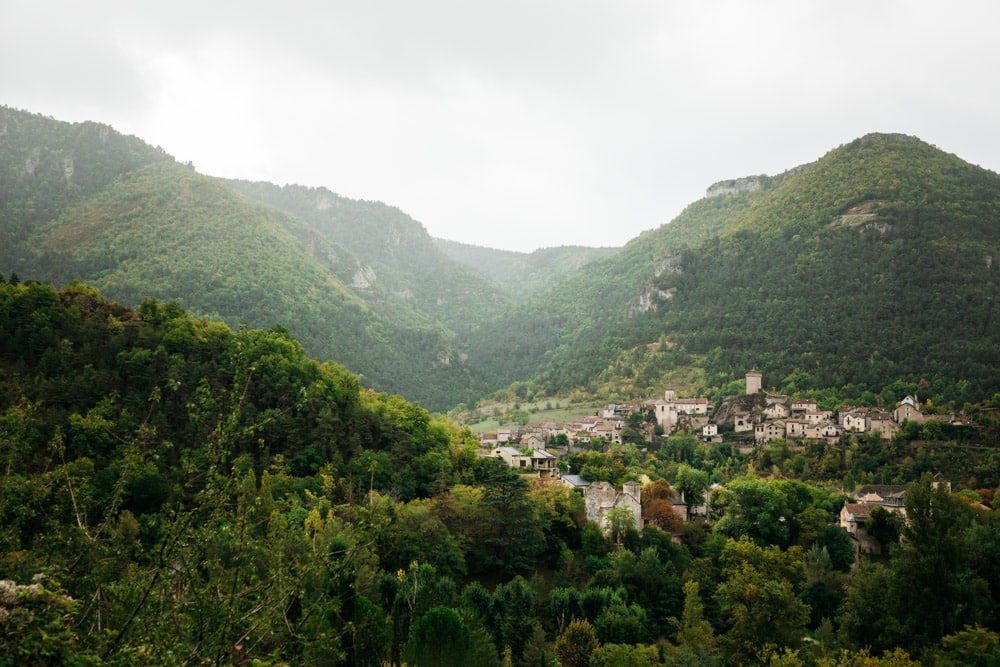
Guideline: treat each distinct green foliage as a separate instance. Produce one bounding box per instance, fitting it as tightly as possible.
[403,606,474,667]
[933,625,1000,667]
[0,575,102,666]
[554,618,599,667]
[434,237,619,302]
[4,107,1000,663]
[716,537,810,665]
[466,133,1000,410]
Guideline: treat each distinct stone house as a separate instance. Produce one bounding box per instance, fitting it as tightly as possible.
[764,396,791,420]
[562,474,591,492]
[790,398,818,414]
[522,433,548,451]
[840,484,910,556]
[648,389,710,434]
[593,423,618,443]
[784,418,809,440]
[867,412,899,440]
[854,484,908,512]
[840,408,871,433]
[840,502,871,537]
[894,395,926,424]
[804,410,833,425]
[733,411,754,433]
[840,502,881,555]
[804,421,841,444]
[584,481,643,536]
[755,420,785,444]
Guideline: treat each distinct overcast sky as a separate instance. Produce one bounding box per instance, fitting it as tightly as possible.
[4,1,999,252]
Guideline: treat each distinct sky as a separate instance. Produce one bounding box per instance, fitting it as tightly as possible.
[4,1,1000,252]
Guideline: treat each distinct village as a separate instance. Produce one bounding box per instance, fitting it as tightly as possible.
[477,370,970,555]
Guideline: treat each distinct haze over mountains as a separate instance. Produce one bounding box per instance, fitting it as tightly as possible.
[2,106,997,411]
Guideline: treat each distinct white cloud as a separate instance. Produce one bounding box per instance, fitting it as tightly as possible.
[4,0,1000,251]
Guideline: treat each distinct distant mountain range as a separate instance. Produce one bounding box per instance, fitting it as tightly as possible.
[2,106,997,410]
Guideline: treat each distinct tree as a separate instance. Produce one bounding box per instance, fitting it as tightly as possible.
[590,642,661,666]
[868,505,903,553]
[490,576,539,665]
[675,463,711,507]
[582,521,609,558]
[643,497,684,533]
[716,537,810,665]
[403,606,473,667]
[471,459,545,575]
[670,580,721,666]
[817,525,856,572]
[836,562,905,654]
[547,586,581,635]
[713,476,792,547]
[554,619,599,667]
[933,624,1000,667]
[815,648,921,666]
[891,474,985,648]
[641,478,685,532]
[0,575,101,665]
[606,506,637,546]
[593,603,648,645]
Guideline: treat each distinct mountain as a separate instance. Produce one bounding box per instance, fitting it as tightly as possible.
[222,180,512,335]
[433,238,619,301]
[467,133,1000,407]
[3,104,997,411]
[0,106,487,410]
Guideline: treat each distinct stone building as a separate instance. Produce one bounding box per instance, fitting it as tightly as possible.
[584,481,643,536]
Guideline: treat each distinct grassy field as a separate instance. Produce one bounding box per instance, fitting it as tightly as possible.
[459,398,606,433]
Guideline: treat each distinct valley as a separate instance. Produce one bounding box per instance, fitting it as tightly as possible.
[1,105,999,665]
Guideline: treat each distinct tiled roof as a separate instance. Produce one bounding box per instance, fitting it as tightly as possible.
[855,484,907,498]
[843,502,871,518]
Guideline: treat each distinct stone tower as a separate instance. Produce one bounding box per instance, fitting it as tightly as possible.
[746,369,762,395]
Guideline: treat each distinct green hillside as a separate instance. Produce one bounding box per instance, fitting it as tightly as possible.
[2,105,998,412]
[0,107,498,410]
[468,134,1000,407]
[5,279,1000,665]
[224,180,512,334]
[6,109,1000,663]
[0,106,172,265]
[433,238,620,301]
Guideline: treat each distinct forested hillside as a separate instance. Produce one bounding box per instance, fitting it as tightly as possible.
[5,279,1000,665]
[0,107,488,410]
[224,180,512,335]
[433,238,619,301]
[469,134,1000,409]
[2,106,998,415]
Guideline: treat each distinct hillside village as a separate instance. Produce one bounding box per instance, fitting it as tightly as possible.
[478,370,966,465]
[478,370,976,550]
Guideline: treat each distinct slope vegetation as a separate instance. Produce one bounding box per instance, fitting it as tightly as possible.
[0,107,481,410]
[472,134,1000,405]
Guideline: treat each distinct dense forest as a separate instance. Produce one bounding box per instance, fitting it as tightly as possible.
[4,279,1000,665]
[0,106,490,410]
